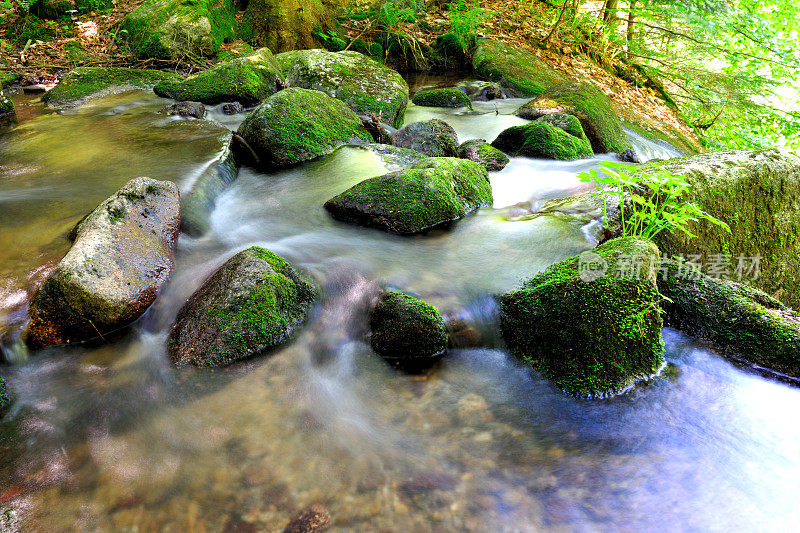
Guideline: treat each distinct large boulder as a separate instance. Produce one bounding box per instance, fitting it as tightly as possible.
[153,48,283,106]
[472,39,565,97]
[236,87,373,169]
[498,237,664,397]
[324,157,492,235]
[369,290,448,373]
[284,49,409,128]
[26,178,180,349]
[491,119,594,160]
[647,149,800,308]
[393,119,459,158]
[168,247,318,367]
[43,67,180,108]
[515,82,632,154]
[240,0,334,53]
[457,139,509,171]
[122,0,236,60]
[412,88,472,109]
[658,260,800,379]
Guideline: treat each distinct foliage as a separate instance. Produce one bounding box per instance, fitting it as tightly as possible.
[578,161,731,240]
[447,0,486,44]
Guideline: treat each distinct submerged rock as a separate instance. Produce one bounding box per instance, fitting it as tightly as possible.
[154,48,283,106]
[169,247,318,367]
[43,67,180,108]
[369,290,448,373]
[393,119,459,158]
[161,101,205,119]
[360,144,427,170]
[283,503,332,533]
[324,157,492,235]
[26,178,180,349]
[658,260,800,380]
[221,102,245,114]
[515,82,632,154]
[412,88,472,109]
[492,119,594,161]
[122,0,236,60]
[284,49,409,128]
[237,87,372,169]
[498,237,664,397]
[457,139,510,171]
[472,39,565,97]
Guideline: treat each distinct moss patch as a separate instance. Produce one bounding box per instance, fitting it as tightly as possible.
[472,39,565,98]
[412,88,472,109]
[492,120,594,160]
[43,67,180,108]
[457,139,509,171]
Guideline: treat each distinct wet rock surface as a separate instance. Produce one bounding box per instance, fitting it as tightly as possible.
[393,119,459,158]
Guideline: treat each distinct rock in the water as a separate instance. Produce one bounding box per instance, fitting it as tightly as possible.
[26,178,180,349]
[412,88,472,109]
[515,82,632,153]
[359,144,428,170]
[43,67,180,108]
[161,101,206,119]
[646,149,800,308]
[455,80,509,101]
[221,102,246,114]
[369,290,448,373]
[154,48,283,106]
[498,237,664,397]
[169,247,318,367]
[283,503,332,533]
[324,157,492,235]
[0,378,11,418]
[618,148,641,163]
[457,139,510,171]
[492,119,594,161]
[658,260,800,379]
[122,0,236,59]
[237,87,372,169]
[393,119,459,158]
[284,49,409,128]
[535,113,590,144]
[472,39,565,97]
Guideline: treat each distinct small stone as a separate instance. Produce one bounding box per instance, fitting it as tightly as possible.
[162,101,205,119]
[283,504,332,533]
[22,84,47,94]
[456,393,493,425]
[618,148,641,163]
[221,102,245,114]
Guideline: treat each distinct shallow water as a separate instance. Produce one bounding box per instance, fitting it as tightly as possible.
[1,88,798,532]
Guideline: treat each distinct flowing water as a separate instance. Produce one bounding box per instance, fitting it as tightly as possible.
[0,87,799,532]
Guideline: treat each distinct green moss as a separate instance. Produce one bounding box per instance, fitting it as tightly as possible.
[535,113,589,143]
[122,0,236,60]
[492,121,594,160]
[0,378,11,418]
[457,139,509,171]
[0,71,21,88]
[0,91,13,116]
[42,67,180,107]
[499,237,664,397]
[412,88,472,109]
[274,50,303,75]
[472,39,564,97]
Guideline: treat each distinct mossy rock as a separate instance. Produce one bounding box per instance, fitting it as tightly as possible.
[644,149,800,309]
[43,67,181,108]
[515,82,632,154]
[457,139,509,171]
[324,157,492,235]
[369,290,448,373]
[491,120,594,161]
[412,88,472,109]
[240,0,333,53]
[393,119,459,158]
[284,49,409,128]
[0,378,11,418]
[26,178,181,349]
[154,48,282,106]
[658,260,800,379]
[33,0,112,19]
[122,0,236,60]
[0,71,22,88]
[535,113,590,143]
[274,50,303,75]
[472,39,565,98]
[169,246,318,367]
[498,236,664,398]
[237,87,373,169]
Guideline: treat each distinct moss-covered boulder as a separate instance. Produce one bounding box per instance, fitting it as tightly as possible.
[169,247,318,367]
[237,87,372,169]
[324,157,492,235]
[0,378,11,418]
[393,119,459,158]
[240,0,334,53]
[457,139,509,171]
[535,113,590,144]
[658,260,800,379]
[26,178,180,349]
[472,39,565,98]
[284,49,409,128]
[645,149,800,309]
[153,48,282,106]
[412,88,472,109]
[43,67,180,108]
[498,237,664,397]
[369,290,448,373]
[122,0,236,60]
[491,120,594,161]
[274,50,303,75]
[516,82,632,154]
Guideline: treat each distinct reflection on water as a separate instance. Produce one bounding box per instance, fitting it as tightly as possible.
[1,89,799,532]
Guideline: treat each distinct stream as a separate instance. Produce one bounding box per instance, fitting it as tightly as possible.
[1,85,799,532]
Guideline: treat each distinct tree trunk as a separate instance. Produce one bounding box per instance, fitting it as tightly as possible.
[627,0,637,60]
[240,0,334,52]
[603,0,619,26]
